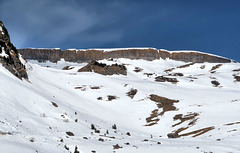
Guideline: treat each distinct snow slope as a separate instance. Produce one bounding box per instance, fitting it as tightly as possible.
[0,58,240,153]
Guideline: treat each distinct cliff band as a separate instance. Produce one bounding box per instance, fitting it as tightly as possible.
[18,48,233,63]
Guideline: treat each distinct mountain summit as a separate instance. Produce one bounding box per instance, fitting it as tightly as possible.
[0,21,28,79]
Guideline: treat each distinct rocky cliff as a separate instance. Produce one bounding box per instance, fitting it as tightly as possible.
[0,21,28,79]
[18,48,233,63]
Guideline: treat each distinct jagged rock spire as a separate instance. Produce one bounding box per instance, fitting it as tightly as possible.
[0,20,28,79]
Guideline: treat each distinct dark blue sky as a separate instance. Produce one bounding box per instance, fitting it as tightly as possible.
[0,0,240,61]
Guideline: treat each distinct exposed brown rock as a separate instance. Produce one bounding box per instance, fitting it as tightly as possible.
[168,125,215,138]
[224,121,240,126]
[90,86,100,89]
[179,126,215,137]
[164,62,195,72]
[66,131,74,136]
[211,80,220,87]
[78,60,127,75]
[107,95,118,101]
[62,66,74,70]
[173,113,199,127]
[167,133,180,138]
[134,67,143,72]
[155,76,178,83]
[210,64,222,71]
[168,73,184,76]
[126,88,138,99]
[19,48,61,63]
[149,94,179,116]
[18,48,233,63]
[169,52,231,63]
[113,144,122,149]
[0,21,28,79]
[233,68,240,72]
[234,75,240,82]
[145,94,179,126]
[51,101,58,107]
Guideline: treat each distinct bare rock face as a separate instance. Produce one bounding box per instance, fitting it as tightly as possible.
[78,60,127,75]
[19,48,61,63]
[18,48,233,63]
[155,76,178,83]
[0,21,28,79]
[169,52,231,63]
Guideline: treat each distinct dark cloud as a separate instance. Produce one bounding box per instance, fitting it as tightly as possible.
[0,0,240,61]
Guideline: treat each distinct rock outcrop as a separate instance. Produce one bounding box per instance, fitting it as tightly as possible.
[0,21,28,79]
[18,48,233,63]
[19,48,61,63]
[78,60,127,75]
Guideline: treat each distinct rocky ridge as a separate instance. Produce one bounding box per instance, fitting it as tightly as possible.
[19,48,233,63]
[0,21,28,79]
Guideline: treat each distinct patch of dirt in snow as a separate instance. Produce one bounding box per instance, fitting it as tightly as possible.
[145,94,179,126]
[126,88,138,99]
[233,75,240,82]
[144,73,155,77]
[51,101,58,107]
[74,85,101,91]
[211,80,220,87]
[165,62,195,72]
[231,99,240,103]
[168,73,184,76]
[107,95,118,101]
[179,126,215,137]
[233,68,240,72]
[74,86,86,91]
[224,121,240,126]
[200,65,206,69]
[62,66,74,70]
[90,86,101,89]
[210,64,222,71]
[133,67,143,72]
[172,113,199,127]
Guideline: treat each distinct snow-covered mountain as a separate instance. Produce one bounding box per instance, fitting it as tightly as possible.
[1,21,240,153]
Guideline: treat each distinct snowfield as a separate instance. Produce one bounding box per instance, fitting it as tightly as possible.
[0,58,240,153]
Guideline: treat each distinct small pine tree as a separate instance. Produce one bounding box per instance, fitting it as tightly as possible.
[112,124,117,130]
[91,124,95,130]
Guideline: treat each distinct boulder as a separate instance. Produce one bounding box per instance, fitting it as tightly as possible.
[78,60,127,75]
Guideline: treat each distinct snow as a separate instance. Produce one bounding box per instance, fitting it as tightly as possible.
[0,47,9,58]
[0,26,4,34]
[19,54,32,70]
[0,58,240,153]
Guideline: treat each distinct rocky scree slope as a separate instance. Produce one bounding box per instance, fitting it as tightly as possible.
[0,21,28,79]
